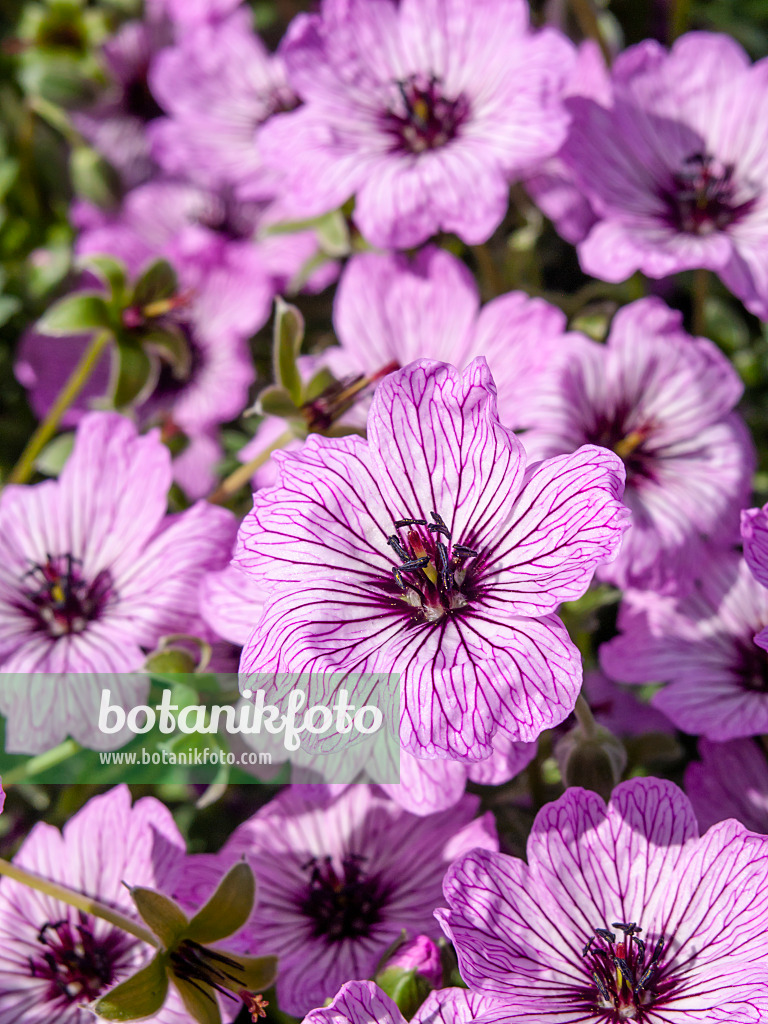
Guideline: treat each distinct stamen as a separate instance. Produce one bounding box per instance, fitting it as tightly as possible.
[583,923,666,1019]
[385,510,480,621]
[428,510,451,540]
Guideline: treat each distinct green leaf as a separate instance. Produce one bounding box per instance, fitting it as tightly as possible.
[221,953,278,994]
[78,254,127,301]
[143,325,192,380]
[35,431,75,476]
[272,298,304,405]
[257,384,299,419]
[36,292,110,336]
[0,294,21,327]
[69,145,121,209]
[92,953,169,1021]
[303,366,337,403]
[130,888,189,949]
[145,648,198,675]
[132,259,178,310]
[375,968,432,1020]
[172,977,222,1024]
[315,210,350,257]
[186,861,255,945]
[110,343,156,408]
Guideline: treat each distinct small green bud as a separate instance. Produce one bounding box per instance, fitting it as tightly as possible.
[555,724,627,801]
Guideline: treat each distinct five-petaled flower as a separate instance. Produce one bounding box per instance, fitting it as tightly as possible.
[438,778,768,1022]
[235,359,630,761]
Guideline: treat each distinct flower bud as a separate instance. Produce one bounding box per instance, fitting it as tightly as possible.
[375,935,442,1018]
[555,724,627,801]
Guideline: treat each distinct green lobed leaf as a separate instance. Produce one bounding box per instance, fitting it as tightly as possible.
[92,953,169,1021]
[185,861,256,945]
[36,292,110,336]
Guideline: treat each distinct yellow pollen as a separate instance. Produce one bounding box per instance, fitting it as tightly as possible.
[51,583,65,603]
[614,431,644,459]
[412,98,429,122]
[142,297,176,318]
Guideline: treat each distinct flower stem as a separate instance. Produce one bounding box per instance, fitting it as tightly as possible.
[669,0,691,42]
[30,95,83,148]
[207,428,294,504]
[7,328,113,486]
[0,857,160,947]
[472,244,504,299]
[691,267,709,337]
[574,693,598,739]
[1,738,81,786]
[570,0,612,65]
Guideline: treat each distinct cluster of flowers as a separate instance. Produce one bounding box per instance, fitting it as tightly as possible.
[3,0,768,1020]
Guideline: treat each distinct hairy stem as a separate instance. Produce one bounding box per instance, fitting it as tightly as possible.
[574,693,598,739]
[0,857,160,947]
[207,428,294,504]
[669,0,691,42]
[691,267,709,337]
[570,0,612,65]
[7,328,112,485]
[1,738,81,786]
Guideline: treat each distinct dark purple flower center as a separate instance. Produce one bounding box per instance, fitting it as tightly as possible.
[195,190,258,241]
[151,326,203,403]
[386,511,479,624]
[662,152,757,235]
[298,854,391,943]
[29,916,131,1006]
[124,69,165,122]
[736,640,768,693]
[21,554,113,637]
[584,413,655,486]
[383,74,469,154]
[581,923,670,1022]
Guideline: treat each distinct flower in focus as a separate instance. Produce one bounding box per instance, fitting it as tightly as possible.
[600,553,768,740]
[235,359,629,760]
[199,560,535,811]
[513,297,753,591]
[560,32,768,316]
[0,786,187,1024]
[260,0,574,248]
[0,412,236,751]
[438,777,768,1022]
[173,784,498,1016]
[685,738,768,834]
